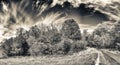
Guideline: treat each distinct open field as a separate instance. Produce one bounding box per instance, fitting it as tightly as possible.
[0,48,120,65]
[0,48,97,65]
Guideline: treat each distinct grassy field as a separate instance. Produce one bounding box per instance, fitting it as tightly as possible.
[0,48,98,65]
[0,48,120,65]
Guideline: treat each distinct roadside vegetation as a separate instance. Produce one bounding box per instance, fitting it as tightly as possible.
[0,19,120,58]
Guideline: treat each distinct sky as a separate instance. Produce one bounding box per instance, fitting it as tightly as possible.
[0,0,119,41]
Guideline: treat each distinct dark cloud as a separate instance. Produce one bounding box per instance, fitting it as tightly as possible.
[0,0,110,27]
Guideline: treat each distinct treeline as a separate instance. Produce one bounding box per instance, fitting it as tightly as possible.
[87,21,120,49]
[0,19,120,58]
[0,19,86,58]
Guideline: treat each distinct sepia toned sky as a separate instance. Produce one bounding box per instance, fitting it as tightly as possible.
[0,0,119,39]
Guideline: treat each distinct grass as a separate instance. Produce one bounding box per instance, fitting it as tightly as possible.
[0,48,98,65]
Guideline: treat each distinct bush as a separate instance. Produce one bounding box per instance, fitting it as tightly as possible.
[9,36,25,56]
[26,36,36,47]
[0,40,11,58]
[28,38,87,56]
[1,38,13,56]
[29,42,48,56]
[1,34,29,56]
[57,39,86,55]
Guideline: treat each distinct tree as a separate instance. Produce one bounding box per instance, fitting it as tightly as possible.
[61,19,81,40]
[91,22,115,48]
[29,25,41,39]
[99,34,115,48]
[16,28,29,39]
[27,24,62,55]
[110,21,120,50]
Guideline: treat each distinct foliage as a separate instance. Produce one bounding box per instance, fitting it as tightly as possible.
[88,21,120,49]
[61,19,81,40]
[0,19,87,57]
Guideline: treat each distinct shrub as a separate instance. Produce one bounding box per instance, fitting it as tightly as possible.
[0,42,9,59]
[1,38,13,56]
[29,42,48,56]
[57,39,86,55]
[28,38,87,56]
[1,34,29,56]
[26,36,36,47]
[9,36,24,56]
